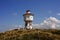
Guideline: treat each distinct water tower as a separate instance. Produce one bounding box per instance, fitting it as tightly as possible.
[23,10,34,29]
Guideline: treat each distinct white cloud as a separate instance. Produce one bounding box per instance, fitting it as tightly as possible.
[5,17,60,30]
[33,17,60,29]
[57,13,60,16]
[1,17,60,32]
[32,24,40,29]
[48,10,52,13]
[9,24,23,30]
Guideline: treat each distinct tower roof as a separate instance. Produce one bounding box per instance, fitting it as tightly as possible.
[26,10,30,12]
[23,10,34,16]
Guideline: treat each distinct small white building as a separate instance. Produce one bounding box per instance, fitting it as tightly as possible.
[23,10,34,29]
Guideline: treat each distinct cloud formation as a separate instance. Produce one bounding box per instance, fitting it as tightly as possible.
[57,13,60,16]
[10,17,60,30]
[48,10,52,13]
[0,17,60,32]
[9,25,23,30]
[33,17,60,29]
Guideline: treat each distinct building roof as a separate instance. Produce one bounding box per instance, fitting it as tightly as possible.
[23,10,34,16]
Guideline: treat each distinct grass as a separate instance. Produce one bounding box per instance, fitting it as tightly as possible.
[0,29,60,40]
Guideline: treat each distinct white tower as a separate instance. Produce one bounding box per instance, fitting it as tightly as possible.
[23,10,34,29]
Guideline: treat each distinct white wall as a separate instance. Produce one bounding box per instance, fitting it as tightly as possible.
[25,15,33,21]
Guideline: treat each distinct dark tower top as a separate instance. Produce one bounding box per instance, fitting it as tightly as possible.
[26,10,30,12]
[23,10,34,16]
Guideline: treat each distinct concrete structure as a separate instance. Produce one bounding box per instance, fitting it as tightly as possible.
[23,10,34,29]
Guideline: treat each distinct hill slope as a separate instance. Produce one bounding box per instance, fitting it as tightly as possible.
[0,29,60,40]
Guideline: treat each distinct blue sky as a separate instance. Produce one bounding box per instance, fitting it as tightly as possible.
[0,0,60,32]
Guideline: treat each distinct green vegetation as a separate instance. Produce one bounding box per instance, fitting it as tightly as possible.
[0,29,60,40]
